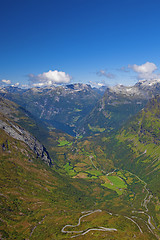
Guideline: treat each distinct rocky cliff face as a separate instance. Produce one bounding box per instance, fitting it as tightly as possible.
[0,97,52,165]
[0,118,52,165]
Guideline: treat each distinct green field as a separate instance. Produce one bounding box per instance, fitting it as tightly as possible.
[58,140,72,146]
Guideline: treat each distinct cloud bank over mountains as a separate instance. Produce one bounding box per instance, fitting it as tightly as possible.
[1,70,72,88]
[96,62,160,85]
[2,79,11,84]
[28,70,72,87]
[1,79,19,87]
[1,62,160,88]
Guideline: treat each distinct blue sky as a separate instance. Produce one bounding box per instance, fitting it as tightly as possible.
[1,0,160,88]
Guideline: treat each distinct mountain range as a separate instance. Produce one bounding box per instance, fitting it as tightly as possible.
[1,79,160,239]
[1,79,160,137]
[0,84,102,136]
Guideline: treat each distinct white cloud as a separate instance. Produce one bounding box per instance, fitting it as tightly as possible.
[96,70,115,79]
[89,81,107,88]
[28,70,72,87]
[97,82,105,87]
[2,79,11,84]
[11,82,20,87]
[128,62,158,80]
[31,82,45,87]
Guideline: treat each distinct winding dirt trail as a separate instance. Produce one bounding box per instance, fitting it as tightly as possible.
[125,170,157,233]
[29,215,46,239]
[122,170,159,239]
[61,161,159,239]
[61,209,117,238]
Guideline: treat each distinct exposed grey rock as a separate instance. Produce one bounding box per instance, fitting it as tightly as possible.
[0,119,52,166]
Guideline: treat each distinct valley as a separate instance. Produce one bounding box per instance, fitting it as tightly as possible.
[61,168,157,239]
[0,82,160,239]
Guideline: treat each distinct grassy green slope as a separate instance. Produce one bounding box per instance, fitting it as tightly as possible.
[1,96,160,239]
[115,96,160,196]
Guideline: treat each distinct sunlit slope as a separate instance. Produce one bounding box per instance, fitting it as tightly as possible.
[115,96,160,196]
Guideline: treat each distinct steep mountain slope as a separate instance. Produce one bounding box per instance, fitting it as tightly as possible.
[116,95,160,195]
[0,119,97,239]
[0,96,50,143]
[0,96,77,165]
[1,98,158,239]
[77,79,160,136]
[0,97,52,165]
[0,84,101,136]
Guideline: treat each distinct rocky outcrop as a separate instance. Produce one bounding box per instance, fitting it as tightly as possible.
[0,119,52,166]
